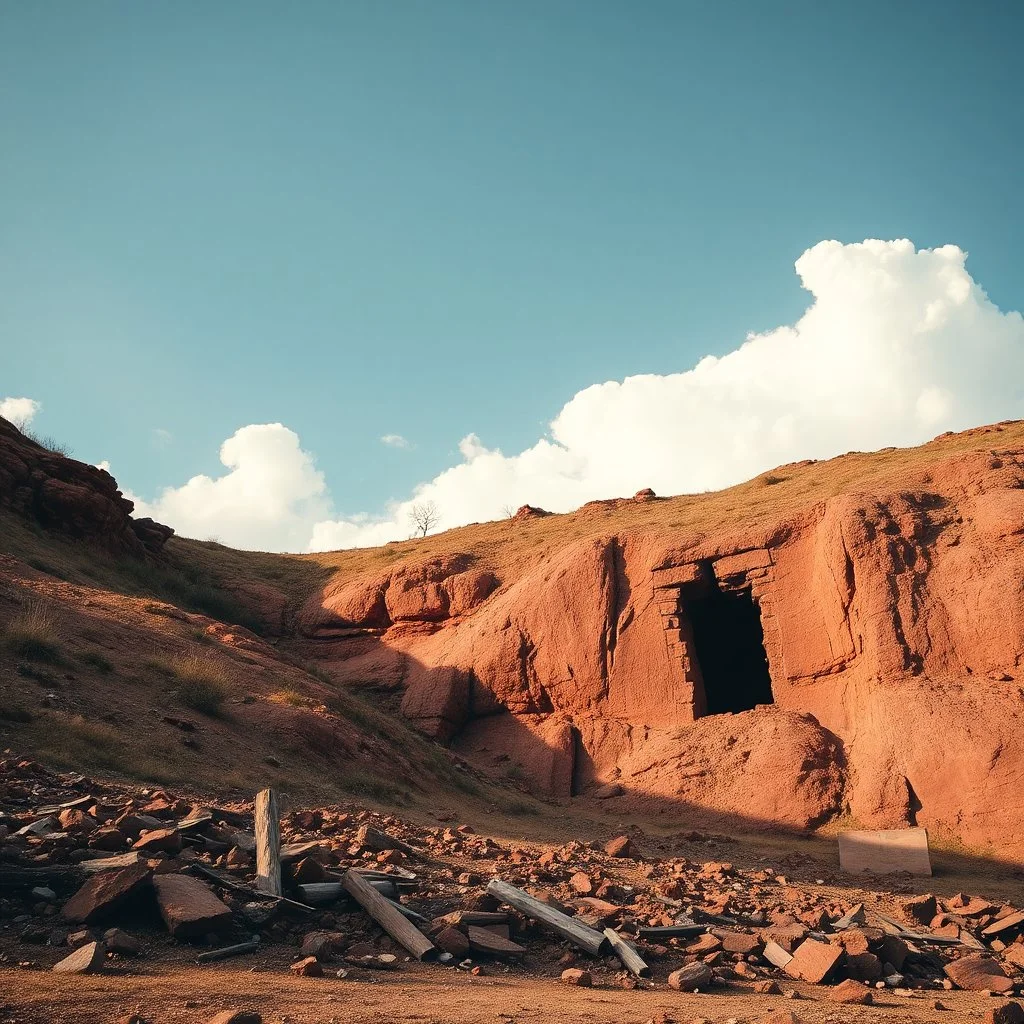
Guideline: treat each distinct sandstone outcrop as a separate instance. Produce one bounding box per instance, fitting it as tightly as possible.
[303,425,1024,853]
[0,416,172,554]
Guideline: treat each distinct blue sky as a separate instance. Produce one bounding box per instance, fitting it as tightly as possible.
[2,2,1023,550]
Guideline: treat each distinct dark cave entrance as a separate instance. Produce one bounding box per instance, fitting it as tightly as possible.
[684,584,774,715]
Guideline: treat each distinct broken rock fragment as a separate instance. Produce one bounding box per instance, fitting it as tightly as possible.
[62,864,152,924]
[944,954,1014,992]
[52,940,105,974]
[668,961,713,991]
[784,937,844,984]
[603,835,632,858]
[829,979,873,1004]
[290,956,323,976]
[561,968,592,986]
[152,874,232,938]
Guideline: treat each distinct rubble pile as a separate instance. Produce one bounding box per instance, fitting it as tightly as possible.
[3,755,1024,1014]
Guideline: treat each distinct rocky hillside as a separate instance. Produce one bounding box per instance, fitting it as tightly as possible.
[3,415,1024,857]
[277,420,1024,857]
[0,417,534,819]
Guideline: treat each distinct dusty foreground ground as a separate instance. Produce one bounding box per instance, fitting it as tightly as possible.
[0,957,1007,1024]
[4,759,1024,1024]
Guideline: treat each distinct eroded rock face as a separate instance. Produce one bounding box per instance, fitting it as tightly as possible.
[306,435,1024,852]
[298,554,498,636]
[0,416,172,554]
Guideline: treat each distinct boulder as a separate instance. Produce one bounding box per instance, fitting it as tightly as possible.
[62,864,152,924]
[987,1002,1024,1024]
[603,835,632,858]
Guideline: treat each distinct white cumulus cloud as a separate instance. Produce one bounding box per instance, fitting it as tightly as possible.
[380,433,411,449]
[123,239,1024,553]
[1,396,41,429]
[308,239,1024,550]
[132,423,330,551]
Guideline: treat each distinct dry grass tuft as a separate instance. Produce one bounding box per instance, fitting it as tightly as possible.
[167,652,233,715]
[3,603,64,663]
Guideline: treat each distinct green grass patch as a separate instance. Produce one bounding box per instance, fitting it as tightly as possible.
[493,795,540,816]
[25,712,185,785]
[144,657,178,677]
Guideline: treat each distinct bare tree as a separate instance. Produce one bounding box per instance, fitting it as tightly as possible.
[409,500,440,537]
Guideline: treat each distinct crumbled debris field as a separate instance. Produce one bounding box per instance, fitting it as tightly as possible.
[3,756,1024,1023]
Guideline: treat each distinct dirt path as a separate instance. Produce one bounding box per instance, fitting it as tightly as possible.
[0,957,1004,1024]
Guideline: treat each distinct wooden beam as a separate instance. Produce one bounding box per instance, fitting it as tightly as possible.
[254,788,281,897]
[603,928,651,978]
[486,879,609,957]
[342,869,437,961]
[637,925,708,940]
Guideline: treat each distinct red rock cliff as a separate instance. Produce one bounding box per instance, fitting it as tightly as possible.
[303,426,1024,853]
[0,416,172,555]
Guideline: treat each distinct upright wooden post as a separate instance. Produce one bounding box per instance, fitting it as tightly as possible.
[254,788,281,896]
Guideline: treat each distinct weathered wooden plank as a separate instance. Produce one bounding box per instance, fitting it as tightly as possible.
[466,925,526,958]
[637,924,708,940]
[486,879,609,957]
[838,828,931,877]
[342,869,437,961]
[196,937,260,963]
[603,927,651,978]
[254,788,282,897]
[296,882,344,905]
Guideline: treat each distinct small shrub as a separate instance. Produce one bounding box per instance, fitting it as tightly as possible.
[21,428,74,457]
[760,472,786,486]
[79,650,114,673]
[171,653,232,715]
[4,604,63,663]
[503,762,527,782]
[144,657,177,677]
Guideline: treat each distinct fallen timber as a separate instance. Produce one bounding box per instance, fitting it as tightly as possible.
[342,868,437,961]
[486,878,610,957]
